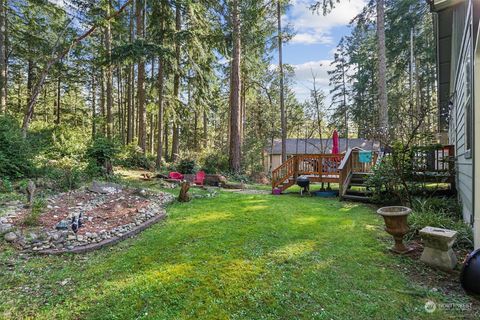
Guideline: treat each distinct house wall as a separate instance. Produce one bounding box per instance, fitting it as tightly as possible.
[449,1,474,226]
[474,12,480,249]
[263,154,282,172]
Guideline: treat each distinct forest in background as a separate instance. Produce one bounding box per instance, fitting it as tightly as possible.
[0,0,440,186]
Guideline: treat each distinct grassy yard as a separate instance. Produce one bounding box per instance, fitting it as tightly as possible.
[0,179,476,319]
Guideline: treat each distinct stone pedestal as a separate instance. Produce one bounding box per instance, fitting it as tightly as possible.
[420,226,457,271]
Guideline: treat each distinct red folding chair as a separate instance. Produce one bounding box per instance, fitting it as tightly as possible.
[169,172,184,180]
[194,171,206,185]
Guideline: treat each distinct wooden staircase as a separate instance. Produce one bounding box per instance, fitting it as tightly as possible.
[338,149,381,202]
[342,172,373,202]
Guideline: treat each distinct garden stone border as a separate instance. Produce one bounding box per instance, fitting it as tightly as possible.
[34,211,168,255]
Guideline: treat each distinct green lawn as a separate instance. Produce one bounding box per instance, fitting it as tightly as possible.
[0,186,473,319]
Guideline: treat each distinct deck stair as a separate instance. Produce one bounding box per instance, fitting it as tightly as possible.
[342,172,373,202]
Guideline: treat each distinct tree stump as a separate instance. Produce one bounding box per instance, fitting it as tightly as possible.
[26,180,36,208]
[178,181,191,202]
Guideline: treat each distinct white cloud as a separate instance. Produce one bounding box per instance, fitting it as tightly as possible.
[290,60,332,102]
[286,0,366,45]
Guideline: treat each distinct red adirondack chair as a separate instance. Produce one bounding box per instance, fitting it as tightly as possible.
[169,172,184,180]
[194,171,206,185]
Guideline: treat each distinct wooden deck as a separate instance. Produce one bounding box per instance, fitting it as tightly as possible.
[271,145,456,201]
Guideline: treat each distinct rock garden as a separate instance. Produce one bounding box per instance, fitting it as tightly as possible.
[0,181,174,253]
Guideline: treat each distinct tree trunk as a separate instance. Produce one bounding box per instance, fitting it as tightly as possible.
[203,109,207,149]
[91,69,96,138]
[126,3,134,144]
[136,0,146,151]
[55,76,61,124]
[277,0,286,163]
[0,0,6,113]
[229,0,241,173]
[171,2,181,162]
[23,60,35,127]
[164,118,169,161]
[100,69,106,134]
[156,56,164,167]
[376,0,388,143]
[117,66,124,142]
[105,0,114,138]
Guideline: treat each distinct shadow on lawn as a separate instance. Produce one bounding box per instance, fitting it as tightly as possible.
[3,193,463,319]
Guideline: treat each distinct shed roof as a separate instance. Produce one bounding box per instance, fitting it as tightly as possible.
[267,138,380,155]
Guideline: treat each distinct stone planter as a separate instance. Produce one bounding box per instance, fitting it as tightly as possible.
[377,206,413,254]
[420,226,457,271]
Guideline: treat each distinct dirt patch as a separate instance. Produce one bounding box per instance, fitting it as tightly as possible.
[4,183,174,252]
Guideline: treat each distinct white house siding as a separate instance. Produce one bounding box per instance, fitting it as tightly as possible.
[449,2,474,226]
[474,19,480,249]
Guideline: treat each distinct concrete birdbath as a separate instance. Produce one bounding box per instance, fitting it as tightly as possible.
[377,206,413,254]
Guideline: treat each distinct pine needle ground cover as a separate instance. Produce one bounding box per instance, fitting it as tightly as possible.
[0,187,473,319]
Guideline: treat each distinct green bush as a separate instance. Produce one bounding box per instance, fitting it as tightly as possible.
[201,152,229,174]
[412,197,462,219]
[367,156,405,205]
[22,198,46,227]
[176,158,198,174]
[117,143,154,170]
[86,136,118,175]
[408,197,473,249]
[0,116,33,178]
[44,157,85,191]
[0,178,14,193]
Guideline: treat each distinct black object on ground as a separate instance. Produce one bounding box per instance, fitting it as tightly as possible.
[296,176,310,196]
[460,248,480,295]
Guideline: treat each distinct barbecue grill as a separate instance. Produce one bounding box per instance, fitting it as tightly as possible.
[296,176,310,196]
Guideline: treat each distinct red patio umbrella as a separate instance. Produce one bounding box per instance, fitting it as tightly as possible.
[332,129,339,155]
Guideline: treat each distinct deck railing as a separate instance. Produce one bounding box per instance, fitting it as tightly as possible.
[338,149,381,197]
[272,154,344,191]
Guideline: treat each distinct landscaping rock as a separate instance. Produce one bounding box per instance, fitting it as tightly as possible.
[4,232,17,242]
[0,223,13,234]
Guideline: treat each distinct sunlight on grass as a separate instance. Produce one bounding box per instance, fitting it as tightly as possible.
[0,184,472,319]
[269,240,317,261]
[291,216,320,225]
[243,205,269,212]
[178,212,233,225]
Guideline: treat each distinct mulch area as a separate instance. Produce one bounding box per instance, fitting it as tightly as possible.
[11,189,152,235]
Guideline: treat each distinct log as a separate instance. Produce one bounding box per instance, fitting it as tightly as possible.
[223,182,245,190]
[204,174,228,187]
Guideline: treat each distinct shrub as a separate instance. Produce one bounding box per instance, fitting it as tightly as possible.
[117,143,154,169]
[408,197,473,249]
[367,156,405,205]
[22,198,46,227]
[176,158,198,174]
[44,157,85,191]
[86,136,118,175]
[201,152,229,174]
[0,116,33,178]
[411,197,461,219]
[0,178,14,193]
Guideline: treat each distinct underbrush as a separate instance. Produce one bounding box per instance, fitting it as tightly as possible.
[407,197,473,249]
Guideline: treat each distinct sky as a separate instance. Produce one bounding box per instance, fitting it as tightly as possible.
[278,0,367,103]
